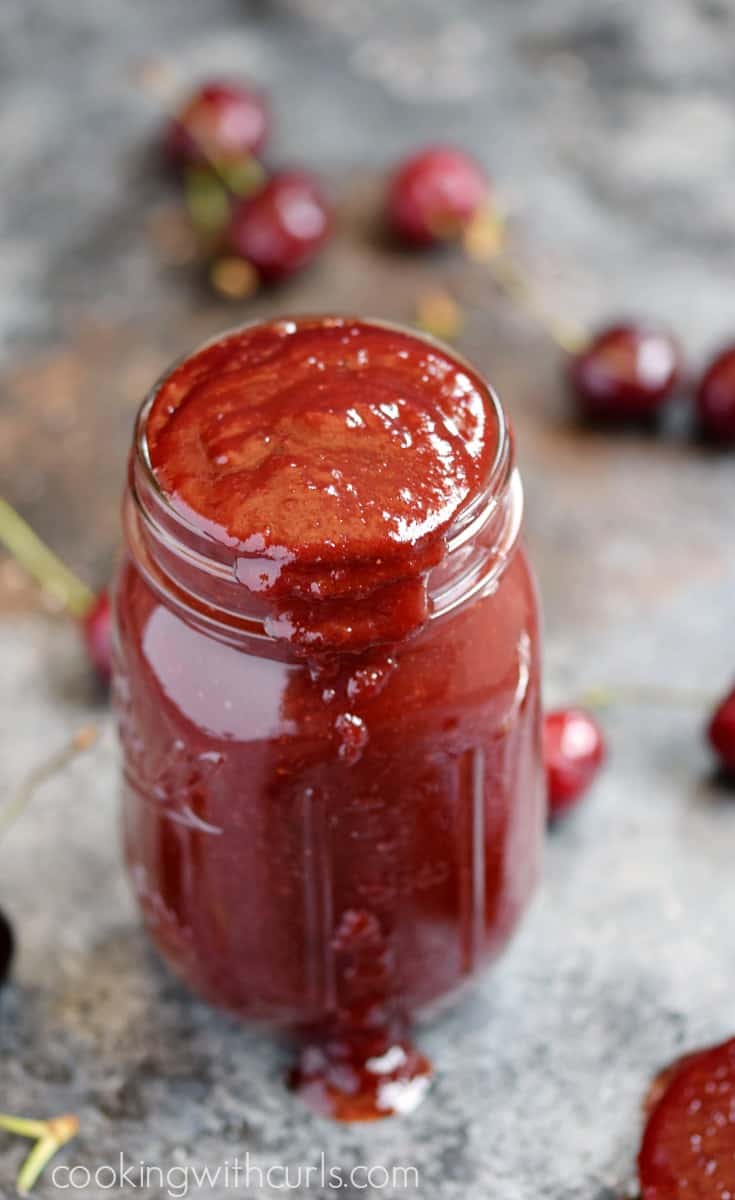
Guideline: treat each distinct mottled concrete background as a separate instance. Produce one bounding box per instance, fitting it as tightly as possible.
[1,1,735,1197]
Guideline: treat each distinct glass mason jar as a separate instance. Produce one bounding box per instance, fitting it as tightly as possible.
[112,317,544,1119]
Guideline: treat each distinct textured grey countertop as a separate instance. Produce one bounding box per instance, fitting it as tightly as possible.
[1,2,735,1197]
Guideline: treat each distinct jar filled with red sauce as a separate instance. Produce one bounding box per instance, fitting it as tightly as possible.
[112,316,544,1119]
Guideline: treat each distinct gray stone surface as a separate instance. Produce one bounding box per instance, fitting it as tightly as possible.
[2,1,735,1197]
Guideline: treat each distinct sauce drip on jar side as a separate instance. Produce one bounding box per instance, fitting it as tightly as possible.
[146,317,498,652]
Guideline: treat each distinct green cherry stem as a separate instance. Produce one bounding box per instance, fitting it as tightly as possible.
[462,208,589,356]
[0,496,94,619]
[136,63,266,254]
[0,1113,80,1196]
[0,1116,47,1140]
[135,61,265,201]
[485,252,588,356]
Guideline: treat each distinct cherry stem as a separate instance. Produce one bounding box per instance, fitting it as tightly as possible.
[0,726,98,841]
[0,1113,80,1195]
[580,684,715,710]
[0,497,94,619]
[485,254,588,355]
[462,208,589,356]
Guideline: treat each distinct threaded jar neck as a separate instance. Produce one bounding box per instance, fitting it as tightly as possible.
[124,319,522,655]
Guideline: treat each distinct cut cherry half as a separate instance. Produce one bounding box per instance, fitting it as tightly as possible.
[639,1037,735,1200]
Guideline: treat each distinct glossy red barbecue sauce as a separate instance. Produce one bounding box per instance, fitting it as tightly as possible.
[114,317,543,1119]
[145,317,499,652]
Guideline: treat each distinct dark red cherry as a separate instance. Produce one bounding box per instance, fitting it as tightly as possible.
[544,708,606,819]
[82,590,112,685]
[568,324,682,421]
[387,145,489,247]
[164,81,269,170]
[0,908,14,988]
[226,171,331,281]
[696,345,735,444]
[708,686,735,772]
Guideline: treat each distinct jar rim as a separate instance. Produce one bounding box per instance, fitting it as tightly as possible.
[132,314,513,558]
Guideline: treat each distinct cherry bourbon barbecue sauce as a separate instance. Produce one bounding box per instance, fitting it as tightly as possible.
[113,316,544,1118]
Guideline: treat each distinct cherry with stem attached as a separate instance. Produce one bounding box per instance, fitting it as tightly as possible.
[0,496,100,998]
[145,65,334,292]
[0,497,111,684]
[478,246,683,424]
[164,79,269,172]
[462,244,681,423]
[387,145,490,247]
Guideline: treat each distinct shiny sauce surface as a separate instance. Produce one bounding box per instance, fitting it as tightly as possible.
[146,317,498,650]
